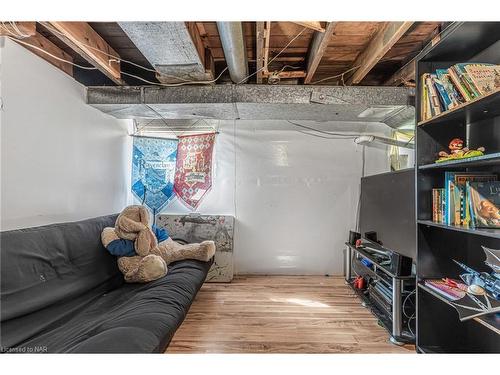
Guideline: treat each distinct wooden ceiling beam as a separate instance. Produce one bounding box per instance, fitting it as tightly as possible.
[39,21,123,84]
[186,22,214,80]
[13,31,73,76]
[292,22,325,33]
[256,21,271,83]
[0,22,36,37]
[262,70,307,79]
[255,22,265,84]
[346,21,414,85]
[384,58,416,86]
[385,23,442,87]
[304,22,337,84]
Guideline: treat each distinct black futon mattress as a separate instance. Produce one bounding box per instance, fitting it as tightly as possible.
[0,215,212,353]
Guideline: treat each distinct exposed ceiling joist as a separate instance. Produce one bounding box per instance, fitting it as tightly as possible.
[263,22,271,72]
[346,21,414,85]
[292,22,325,33]
[256,21,273,83]
[0,22,36,37]
[262,70,307,79]
[14,31,73,76]
[255,21,265,84]
[385,59,416,86]
[304,22,337,84]
[186,22,214,80]
[40,21,123,85]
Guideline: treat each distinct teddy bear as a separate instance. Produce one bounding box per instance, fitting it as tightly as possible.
[101,205,216,283]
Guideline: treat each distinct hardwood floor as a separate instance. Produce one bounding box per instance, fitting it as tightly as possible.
[166,276,414,353]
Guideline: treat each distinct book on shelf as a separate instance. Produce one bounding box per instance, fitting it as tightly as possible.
[431,173,497,226]
[420,63,500,121]
[426,74,442,116]
[432,188,445,223]
[432,74,453,111]
[453,64,480,100]
[467,181,500,228]
[436,69,464,108]
[463,63,500,96]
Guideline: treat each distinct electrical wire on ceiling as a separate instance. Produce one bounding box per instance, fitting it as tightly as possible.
[6,22,420,88]
[287,120,415,149]
[9,32,230,86]
[121,67,229,87]
[6,23,229,86]
[236,27,307,84]
[1,22,32,39]
[310,65,361,85]
[287,120,364,137]
[279,65,303,72]
[295,129,357,140]
[9,37,99,70]
[309,50,421,85]
[41,23,201,83]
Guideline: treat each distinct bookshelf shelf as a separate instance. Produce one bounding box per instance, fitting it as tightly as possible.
[418,283,500,335]
[416,22,500,353]
[417,220,500,239]
[418,152,500,170]
[418,89,500,127]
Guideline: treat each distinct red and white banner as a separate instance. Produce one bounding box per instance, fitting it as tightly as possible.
[174,133,216,209]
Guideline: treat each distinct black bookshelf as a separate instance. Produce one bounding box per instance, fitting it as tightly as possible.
[415,22,500,353]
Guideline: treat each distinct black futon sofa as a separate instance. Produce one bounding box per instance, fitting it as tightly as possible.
[0,214,212,353]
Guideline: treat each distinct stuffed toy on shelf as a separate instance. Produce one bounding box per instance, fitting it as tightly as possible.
[101,205,215,283]
[436,138,485,163]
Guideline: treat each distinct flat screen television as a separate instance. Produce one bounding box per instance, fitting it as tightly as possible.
[359,168,416,260]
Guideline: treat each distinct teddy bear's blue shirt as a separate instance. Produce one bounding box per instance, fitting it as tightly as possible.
[106,225,169,257]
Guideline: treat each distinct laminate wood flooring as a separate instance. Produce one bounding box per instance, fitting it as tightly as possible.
[166,276,413,353]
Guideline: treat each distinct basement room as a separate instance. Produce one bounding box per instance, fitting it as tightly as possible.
[1,1,499,372]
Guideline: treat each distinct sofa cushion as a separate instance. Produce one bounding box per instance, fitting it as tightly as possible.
[1,259,211,353]
[0,215,121,322]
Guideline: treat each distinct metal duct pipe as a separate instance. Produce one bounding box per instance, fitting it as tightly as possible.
[216,22,249,83]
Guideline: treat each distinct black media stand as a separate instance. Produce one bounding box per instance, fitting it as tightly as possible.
[344,241,416,345]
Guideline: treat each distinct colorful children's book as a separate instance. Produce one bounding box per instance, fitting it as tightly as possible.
[432,74,453,111]
[454,63,481,99]
[431,188,445,223]
[454,174,497,226]
[436,68,464,107]
[468,181,500,228]
[463,63,500,96]
[426,74,442,114]
[444,172,459,225]
[421,73,430,120]
[448,66,473,101]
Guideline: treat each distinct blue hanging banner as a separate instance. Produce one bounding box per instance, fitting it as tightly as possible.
[131,136,178,213]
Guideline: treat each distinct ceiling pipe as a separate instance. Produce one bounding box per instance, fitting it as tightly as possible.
[216,22,249,83]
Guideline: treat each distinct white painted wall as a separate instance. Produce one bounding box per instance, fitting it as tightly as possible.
[232,120,389,275]
[0,38,133,230]
[154,119,391,275]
